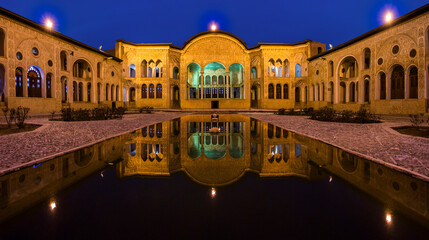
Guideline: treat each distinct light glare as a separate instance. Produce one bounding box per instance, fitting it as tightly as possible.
[211,188,216,198]
[386,213,392,223]
[50,201,56,210]
[385,12,393,23]
[211,24,217,31]
[45,19,53,29]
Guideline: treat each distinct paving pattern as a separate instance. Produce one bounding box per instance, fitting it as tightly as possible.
[244,113,429,181]
[0,112,187,175]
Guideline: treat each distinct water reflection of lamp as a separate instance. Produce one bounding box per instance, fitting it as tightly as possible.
[211,188,216,198]
[50,201,56,210]
[385,211,392,224]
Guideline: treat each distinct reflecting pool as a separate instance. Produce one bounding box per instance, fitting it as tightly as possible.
[0,115,428,239]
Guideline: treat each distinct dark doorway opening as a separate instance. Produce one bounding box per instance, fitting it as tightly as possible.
[211,101,219,109]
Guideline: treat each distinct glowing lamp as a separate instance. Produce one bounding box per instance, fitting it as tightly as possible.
[211,24,217,31]
[385,12,393,23]
[45,19,53,29]
[50,201,56,210]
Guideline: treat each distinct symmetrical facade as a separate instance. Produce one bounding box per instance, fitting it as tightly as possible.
[1,4,429,114]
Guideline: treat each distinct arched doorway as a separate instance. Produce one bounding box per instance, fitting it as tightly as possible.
[251,85,258,108]
[391,65,404,99]
[129,87,136,102]
[172,85,180,108]
[295,87,300,103]
[27,66,43,98]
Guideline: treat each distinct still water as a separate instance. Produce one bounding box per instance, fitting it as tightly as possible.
[0,115,428,239]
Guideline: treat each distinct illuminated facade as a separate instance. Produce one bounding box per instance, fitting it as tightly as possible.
[1,4,429,114]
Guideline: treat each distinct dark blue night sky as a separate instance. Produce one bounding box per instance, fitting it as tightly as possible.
[1,0,428,50]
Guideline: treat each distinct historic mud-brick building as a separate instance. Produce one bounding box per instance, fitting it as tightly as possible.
[1,4,429,114]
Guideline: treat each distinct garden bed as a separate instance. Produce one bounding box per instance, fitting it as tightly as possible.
[392,126,429,138]
[0,124,40,136]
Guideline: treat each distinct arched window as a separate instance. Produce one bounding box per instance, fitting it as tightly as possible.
[350,82,355,102]
[251,67,257,79]
[364,79,370,102]
[15,68,23,97]
[155,67,160,77]
[268,124,274,138]
[97,83,101,103]
[129,143,137,157]
[329,61,334,77]
[276,84,281,99]
[219,75,224,84]
[317,47,322,54]
[156,84,162,98]
[0,28,4,57]
[391,65,404,99]
[379,72,386,100]
[72,81,78,101]
[46,73,52,98]
[173,67,179,79]
[409,66,418,99]
[27,66,42,98]
[129,64,136,78]
[60,51,67,71]
[141,84,147,98]
[205,75,211,85]
[329,81,334,103]
[268,84,274,99]
[97,62,101,78]
[78,82,83,101]
[116,86,119,101]
[364,48,371,69]
[87,83,91,102]
[148,67,153,77]
[295,64,301,77]
[156,123,162,138]
[149,125,155,137]
[105,84,109,101]
[212,76,217,85]
[340,82,346,103]
[295,87,300,102]
[111,84,115,101]
[149,84,155,98]
[283,84,289,99]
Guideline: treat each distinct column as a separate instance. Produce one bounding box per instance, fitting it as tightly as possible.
[226,72,229,99]
[200,71,204,99]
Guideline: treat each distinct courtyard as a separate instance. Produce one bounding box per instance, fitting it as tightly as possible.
[1,111,428,179]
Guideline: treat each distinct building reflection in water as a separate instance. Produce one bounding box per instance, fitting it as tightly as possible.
[0,115,428,228]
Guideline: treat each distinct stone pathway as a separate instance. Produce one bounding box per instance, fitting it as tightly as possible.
[243,113,429,181]
[0,112,187,175]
